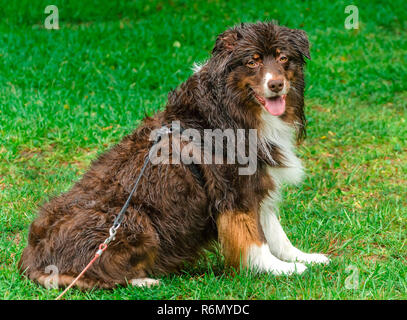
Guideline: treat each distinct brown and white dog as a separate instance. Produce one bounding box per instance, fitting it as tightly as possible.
[19,22,329,289]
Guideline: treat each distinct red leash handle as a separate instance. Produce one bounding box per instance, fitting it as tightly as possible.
[55,243,108,300]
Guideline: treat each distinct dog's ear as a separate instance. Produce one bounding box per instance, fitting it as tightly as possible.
[291,29,311,60]
[212,29,240,55]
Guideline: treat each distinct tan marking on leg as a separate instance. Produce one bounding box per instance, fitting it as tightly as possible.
[217,211,263,268]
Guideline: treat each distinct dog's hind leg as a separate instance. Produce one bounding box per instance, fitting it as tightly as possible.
[26,270,116,289]
[130,278,160,288]
[217,210,307,275]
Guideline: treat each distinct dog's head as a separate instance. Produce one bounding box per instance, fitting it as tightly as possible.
[209,22,310,139]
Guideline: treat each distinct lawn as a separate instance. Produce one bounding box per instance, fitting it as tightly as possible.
[0,0,406,300]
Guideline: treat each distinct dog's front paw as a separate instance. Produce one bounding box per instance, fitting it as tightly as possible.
[297,253,330,265]
[269,262,307,275]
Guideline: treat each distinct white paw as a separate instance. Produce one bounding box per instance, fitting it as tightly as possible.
[297,253,330,265]
[130,278,160,288]
[269,262,307,275]
[248,244,308,276]
[293,262,308,274]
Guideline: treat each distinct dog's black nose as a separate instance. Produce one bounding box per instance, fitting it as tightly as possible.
[268,79,284,93]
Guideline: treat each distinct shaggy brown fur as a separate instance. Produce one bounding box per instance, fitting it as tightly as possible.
[19,22,310,288]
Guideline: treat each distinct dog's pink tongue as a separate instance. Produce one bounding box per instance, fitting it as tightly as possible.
[264,96,286,116]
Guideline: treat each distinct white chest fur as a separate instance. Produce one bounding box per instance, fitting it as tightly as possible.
[260,111,305,189]
[247,112,330,273]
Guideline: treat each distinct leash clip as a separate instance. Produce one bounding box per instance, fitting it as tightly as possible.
[102,225,119,246]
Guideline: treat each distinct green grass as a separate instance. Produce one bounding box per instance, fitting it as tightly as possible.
[0,0,406,300]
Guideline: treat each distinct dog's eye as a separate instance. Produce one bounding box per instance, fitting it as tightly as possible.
[279,56,288,63]
[246,60,259,68]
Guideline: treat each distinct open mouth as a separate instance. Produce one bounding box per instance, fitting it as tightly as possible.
[254,93,286,116]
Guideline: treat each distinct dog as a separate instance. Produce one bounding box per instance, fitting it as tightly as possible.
[19,22,329,289]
